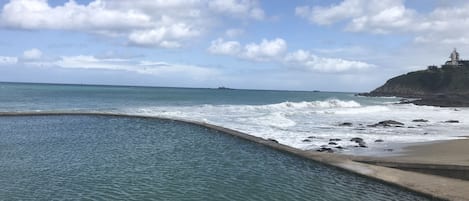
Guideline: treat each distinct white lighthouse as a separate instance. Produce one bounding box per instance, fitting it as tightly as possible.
[450,48,460,65]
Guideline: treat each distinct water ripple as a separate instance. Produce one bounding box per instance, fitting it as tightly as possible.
[0,115,430,200]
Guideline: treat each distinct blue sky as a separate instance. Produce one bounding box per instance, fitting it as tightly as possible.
[0,0,468,91]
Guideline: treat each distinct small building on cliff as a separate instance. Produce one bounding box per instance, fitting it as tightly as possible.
[443,48,469,67]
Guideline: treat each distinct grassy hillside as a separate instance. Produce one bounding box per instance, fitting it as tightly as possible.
[369,65,469,97]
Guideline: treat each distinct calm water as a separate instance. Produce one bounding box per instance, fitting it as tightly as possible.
[0,115,430,200]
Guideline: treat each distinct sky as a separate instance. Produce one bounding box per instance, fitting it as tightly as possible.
[0,0,468,92]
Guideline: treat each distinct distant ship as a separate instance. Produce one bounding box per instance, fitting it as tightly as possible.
[217,86,234,90]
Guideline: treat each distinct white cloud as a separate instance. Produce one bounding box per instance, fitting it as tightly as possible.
[296,0,414,34]
[53,55,218,80]
[128,23,200,48]
[0,0,264,48]
[208,38,287,61]
[295,0,364,25]
[1,0,151,30]
[243,38,287,61]
[23,48,42,60]
[0,56,17,65]
[285,50,373,73]
[296,0,469,44]
[208,38,373,72]
[208,0,264,20]
[208,38,241,56]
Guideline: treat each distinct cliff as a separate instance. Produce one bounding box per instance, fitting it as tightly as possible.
[361,64,469,107]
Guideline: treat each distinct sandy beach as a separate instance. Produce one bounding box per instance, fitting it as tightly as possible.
[387,139,469,166]
[345,138,469,200]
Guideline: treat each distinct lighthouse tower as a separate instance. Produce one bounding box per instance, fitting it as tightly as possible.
[450,48,460,65]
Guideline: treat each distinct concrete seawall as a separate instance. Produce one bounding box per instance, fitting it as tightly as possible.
[2,112,469,201]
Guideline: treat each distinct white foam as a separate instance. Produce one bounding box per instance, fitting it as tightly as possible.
[124,100,469,156]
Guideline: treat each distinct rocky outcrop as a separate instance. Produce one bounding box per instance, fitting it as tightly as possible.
[338,122,353,127]
[444,120,460,123]
[368,120,404,127]
[359,64,469,107]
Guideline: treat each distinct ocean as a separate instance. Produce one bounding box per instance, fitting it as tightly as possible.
[0,82,443,200]
[1,82,468,155]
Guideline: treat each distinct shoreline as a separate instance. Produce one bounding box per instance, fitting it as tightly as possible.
[388,138,469,166]
[1,111,469,200]
[351,138,469,166]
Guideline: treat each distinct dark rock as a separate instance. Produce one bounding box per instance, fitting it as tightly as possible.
[408,126,416,128]
[375,139,384,142]
[302,139,311,142]
[444,120,460,123]
[412,119,429,122]
[350,137,364,143]
[410,94,469,107]
[267,138,278,143]
[307,136,317,139]
[354,143,368,148]
[368,120,404,127]
[328,142,338,145]
[335,146,344,149]
[358,142,367,148]
[423,132,428,135]
[316,147,334,153]
[320,145,328,148]
[338,122,353,126]
[329,138,341,142]
[379,120,404,125]
[384,149,394,152]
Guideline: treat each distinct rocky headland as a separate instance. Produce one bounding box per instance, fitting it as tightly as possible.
[360,49,469,107]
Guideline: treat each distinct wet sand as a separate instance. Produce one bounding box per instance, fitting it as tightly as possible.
[387,139,469,166]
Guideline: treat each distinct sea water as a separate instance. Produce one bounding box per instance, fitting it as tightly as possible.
[0,115,430,200]
[1,82,468,155]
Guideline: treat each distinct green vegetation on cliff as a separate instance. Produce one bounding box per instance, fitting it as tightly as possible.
[368,65,469,97]
[361,61,469,107]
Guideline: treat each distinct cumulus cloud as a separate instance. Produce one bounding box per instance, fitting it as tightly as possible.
[128,23,200,48]
[208,38,241,56]
[208,38,287,61]
[284,50,374,73]
[1,0,151,30]
[23,48,42,60]
[208,0,265,20]
[0,0,265,48]
[296,0,414,34]
[208,38,373,72]
[296,0,469,44]
[243,38,287,61]
[0,56,17,65]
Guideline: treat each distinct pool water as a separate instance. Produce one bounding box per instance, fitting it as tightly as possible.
[0,115,430,200]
